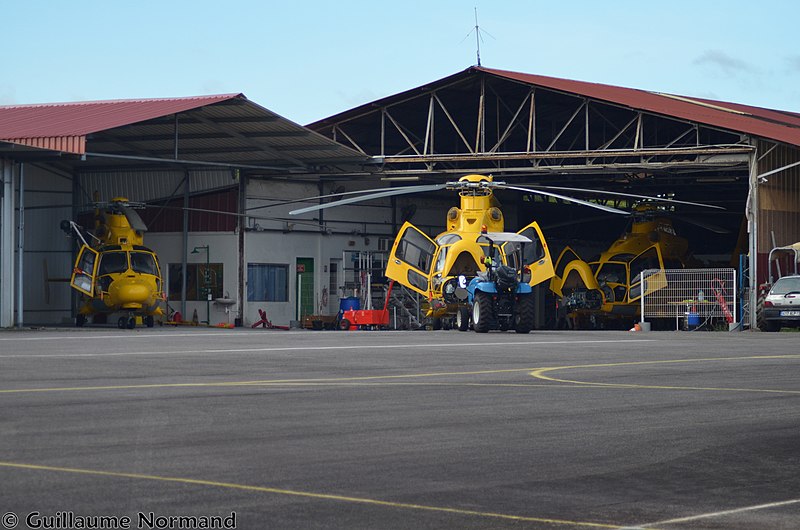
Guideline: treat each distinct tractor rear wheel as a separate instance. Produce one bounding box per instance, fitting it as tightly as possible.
[514,294,535,334]
[472,292,493,333]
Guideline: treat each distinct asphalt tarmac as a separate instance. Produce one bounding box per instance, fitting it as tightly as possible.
[1,327,799,529]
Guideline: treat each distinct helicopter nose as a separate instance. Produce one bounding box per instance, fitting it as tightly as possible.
[111,279,151,308]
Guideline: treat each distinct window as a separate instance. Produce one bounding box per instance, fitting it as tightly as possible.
[248,263,289,302]
[99,252,128,276]
[168,263,223,301]
[395,229,435,272]
[130,251,159,275]
[630,248,660,283]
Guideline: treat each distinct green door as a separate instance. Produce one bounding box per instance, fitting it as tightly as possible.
[296,258,314,321]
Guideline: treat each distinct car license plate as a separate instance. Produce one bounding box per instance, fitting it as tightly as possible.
[780,310,800,317]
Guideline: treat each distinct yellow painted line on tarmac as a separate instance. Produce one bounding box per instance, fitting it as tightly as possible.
[0,367,546,395]
[0,461,626,528]
[530,355,800,394]
[0,339,656,358]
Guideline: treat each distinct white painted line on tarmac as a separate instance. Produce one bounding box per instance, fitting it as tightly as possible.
[640,498,800,527]
[0,330,305,341]
[0,339,656,358]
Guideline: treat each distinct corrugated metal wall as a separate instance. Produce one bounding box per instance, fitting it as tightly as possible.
[21,164,74,325]
[757,140,800,253]
[79,169,236,205]
[78,169,238,233]
[141,189,238,232]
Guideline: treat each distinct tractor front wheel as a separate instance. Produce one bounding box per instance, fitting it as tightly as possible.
[456,307,470,331]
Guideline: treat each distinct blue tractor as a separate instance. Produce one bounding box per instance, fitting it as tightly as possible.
[463,232,537,333]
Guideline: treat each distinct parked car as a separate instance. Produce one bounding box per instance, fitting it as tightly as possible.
[761,275,800,332]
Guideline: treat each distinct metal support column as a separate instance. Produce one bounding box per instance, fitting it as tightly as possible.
[16,163,24,327]
[1,160,15,327]
[747,142,758,331]
[181,170,190,317]
[237,170,247,326]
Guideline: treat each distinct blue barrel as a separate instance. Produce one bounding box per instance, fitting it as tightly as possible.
[687,311,700,328]
[339,297,360,313]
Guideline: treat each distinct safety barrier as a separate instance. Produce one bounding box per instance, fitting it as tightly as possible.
[640,268,737,330]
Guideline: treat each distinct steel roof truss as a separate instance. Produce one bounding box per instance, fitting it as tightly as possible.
[489,89,533,154]
[433,93,474,154]
[383,109,423,156]
[331,125,366,155]
[546,99,588,152]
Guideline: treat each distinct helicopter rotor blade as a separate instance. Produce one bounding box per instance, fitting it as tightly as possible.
[119,204,149,232]
[516,184,725,210]
[541,215,624,231]
[140,203,362,230]
[500,185,630,215]
[670,216,731,234]
[289,183,448,216]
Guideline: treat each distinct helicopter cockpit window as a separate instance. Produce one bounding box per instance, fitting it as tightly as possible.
[436,234,462,245]
[396,229,436,272]
[629,248,660,283]
[98,252,128,275]
[434,247,448,274]
[596,263,627,285]
[517,227,545,263]
[608,253,636,263]
[130,252,158,275]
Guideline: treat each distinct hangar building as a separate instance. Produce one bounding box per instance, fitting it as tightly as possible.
[1,67,798,329]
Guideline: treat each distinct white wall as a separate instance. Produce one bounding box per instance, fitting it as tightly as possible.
[243,230,379,327]
[146,232,239,325]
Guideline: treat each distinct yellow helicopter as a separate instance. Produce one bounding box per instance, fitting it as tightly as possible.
[549,200,726,329]
[64,197,165,329]
[290,174,631,330]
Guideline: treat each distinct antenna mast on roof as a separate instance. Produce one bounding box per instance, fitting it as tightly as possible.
[462,8,493,66]
[474,7,481,66]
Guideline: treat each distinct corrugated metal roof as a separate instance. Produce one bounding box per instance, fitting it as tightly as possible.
[308,66,800,149]
[0,94,242,153]
[0,94,367,171]
[477,66,800,147]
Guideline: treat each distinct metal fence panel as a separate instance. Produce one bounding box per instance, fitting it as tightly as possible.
[641,268,737,327]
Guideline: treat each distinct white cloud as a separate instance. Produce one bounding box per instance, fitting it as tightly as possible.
[693,50,756,75]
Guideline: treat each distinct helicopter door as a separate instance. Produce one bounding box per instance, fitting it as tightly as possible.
[70,245,99,296]
[512,221,555,287]
[628,246,667,302]
[385,222,437,296]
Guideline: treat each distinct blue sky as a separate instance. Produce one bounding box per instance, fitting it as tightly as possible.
[4,0,799,124]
